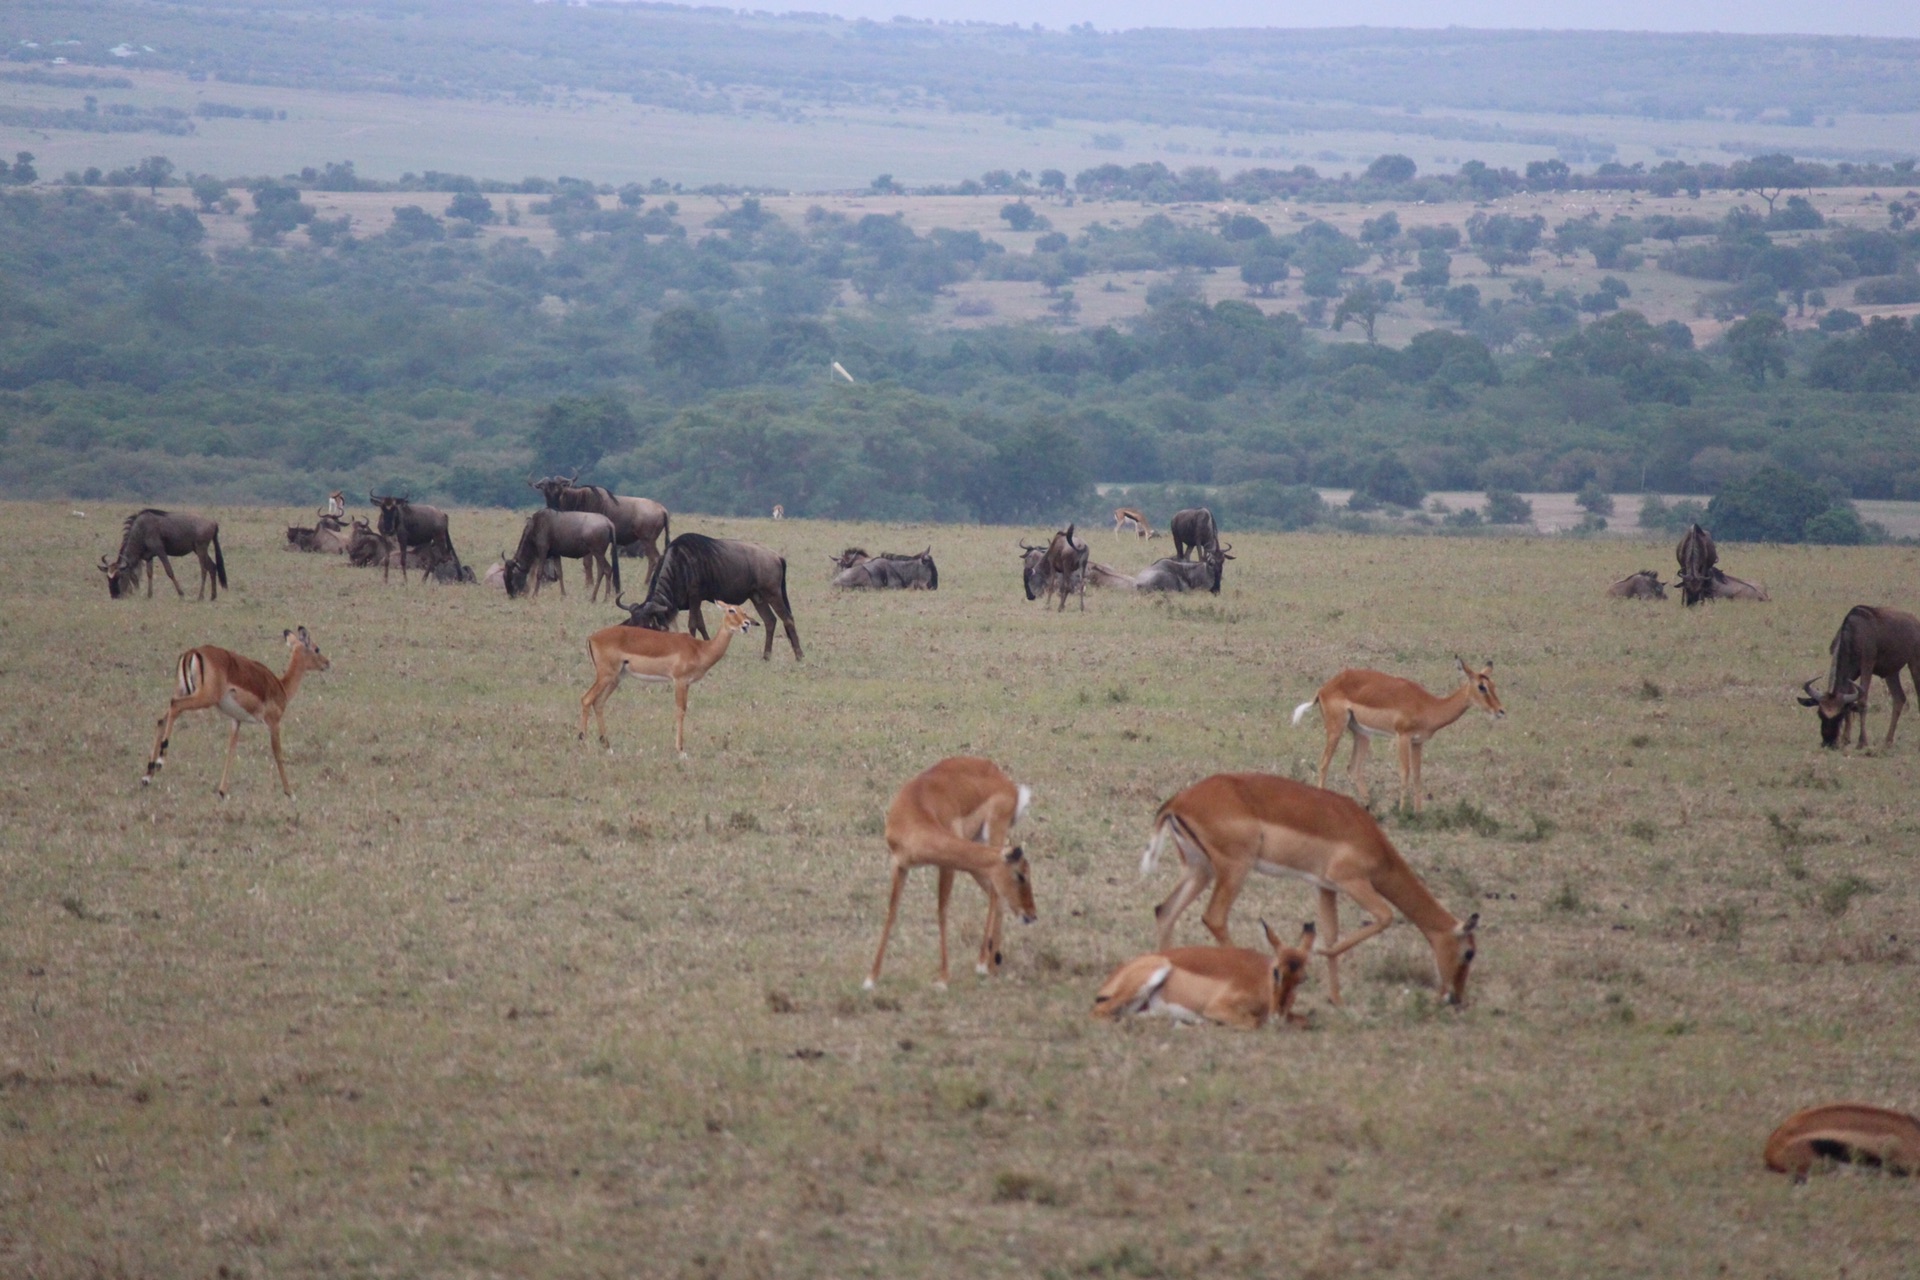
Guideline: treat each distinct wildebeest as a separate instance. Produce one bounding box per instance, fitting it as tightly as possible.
[1084,562,1140,590]
[830,547,938,590]
[1700,568,1770,601]
[1606,569,1667,600]
[1675,523,1717,606]
[370,493,460,584]
[500,509,621,601]
[285,515,349,554]
[99,508,227,600]
[1798,605,1920,750]
[1135,543,1234,594]
[1042,524,1090,611]
[530,474,670,580]
[1170,507,1218,561]
[346,518,393,568]
[631,532,802,661]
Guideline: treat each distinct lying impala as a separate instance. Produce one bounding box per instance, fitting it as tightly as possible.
[866,756,1036,990]
[579,602,755,756]
[1112,507,1158,540]
[1764,1102,1920,1180]
[1093,920,1314,1030]
[142,627,331,798]
[1293,658,1504,812]
[1142,773,1478,1006]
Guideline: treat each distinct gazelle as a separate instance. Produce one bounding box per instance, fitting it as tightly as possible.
[142,628,331,799]
[1141,773,1479,1006]
[578,603,755,756]
[1112,507,1158,540]
[1293,658,1504,812]
[1093,920,1314,1030]
[865,757,1036,990]
[1764,1102,1920,1180]
[771,504,785,520]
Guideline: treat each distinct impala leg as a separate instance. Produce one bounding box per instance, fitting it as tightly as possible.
[672,678,690,757]
[864,864,910,990]
[145,702,190,782]
[1198,857,1251,947]
[972,869,1004,976]
[1883,670,1907,748]
[268,720,293,798]
[1319,879,1401,1000]
[1346,729,1373,806]
[1316,717,1342,791]
[1315,887,1344,1005]
[1152,859,1212,950]
[935,866,955,988]
[581,668,619,748]
[1396,735,1418,812]
[216,719,243,798]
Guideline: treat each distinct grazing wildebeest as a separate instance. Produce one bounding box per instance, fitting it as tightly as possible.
[830,547,938,590]
[1675,523,1717,606]
[1112,507,1159,541]
[99,509,227,600]
[1042,524,1090,611]
[369,493,460,584]
[530,474,670,581]
[1606,569,1668,600]
[1798,605,1920,750]
[501,509,621,601]
[632,532,802,661]
[1170,507,1218,561]
[1135,543,1234,594]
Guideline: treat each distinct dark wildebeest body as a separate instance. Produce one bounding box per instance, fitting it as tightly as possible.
[502,509,621,601]
[1040,524,1090,611]
[286,514,349,555]
[633,532,801,661]
[100,509,227,600]
[1170,508,1218,562]
[830,547,938,590]
[370,493,460,584]
[531,476,670,581]
[1798,605,1920,750]
[1135,543,1234,594]
[1606,570,1668,600]
[1675,523,1717,607]
[1700,568,1769,601]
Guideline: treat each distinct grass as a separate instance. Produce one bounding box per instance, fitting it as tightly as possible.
[2,502,1919,1275]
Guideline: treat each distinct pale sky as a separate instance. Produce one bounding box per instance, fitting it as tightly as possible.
[779,1,1918,37]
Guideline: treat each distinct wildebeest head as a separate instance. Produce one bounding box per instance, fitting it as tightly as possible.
[499,548,529,598]
[97,553,131,598]
[1799,677,1863,749]
[529,470,580,510]
[369,492,407,538]
[1201,541,1234,593]
[1018,542,1049,600]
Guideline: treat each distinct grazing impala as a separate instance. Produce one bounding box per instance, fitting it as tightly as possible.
[1141,773,1479,1006]
[142,628,331,799]
[1093,920,1314,1030]
[865,757,1036,990]
[579,603,755,756]
[1112,507,1159,540]
[1293,658,1504,812]
[1765,1103,1920,1180]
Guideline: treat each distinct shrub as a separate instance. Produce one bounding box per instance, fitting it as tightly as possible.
[1483,488,1534,524]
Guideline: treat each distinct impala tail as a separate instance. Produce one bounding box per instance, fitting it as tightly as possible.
[1291,697,1318,726]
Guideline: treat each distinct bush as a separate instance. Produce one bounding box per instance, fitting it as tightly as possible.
[1854,274,1920,306]
[1708,466,1855,543]
[1355,454,1425,509]
[1483,488,1534,525]
[1817,308,1863,333]
[1575,483,1615,516]
[1802,505,1868,545]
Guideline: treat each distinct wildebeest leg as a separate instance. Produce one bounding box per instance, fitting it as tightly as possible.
[1345,727,1374,806]
[1882,670,1907,749]
[1855,674,1874,750]
[687,603,709,641]
[749,597,780,660]
[193,546,216,600]
[155,553,185,598]
[767,594,803,661]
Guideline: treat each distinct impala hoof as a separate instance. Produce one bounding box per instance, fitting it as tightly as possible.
[975,962,990,977]
[861,977,876,992]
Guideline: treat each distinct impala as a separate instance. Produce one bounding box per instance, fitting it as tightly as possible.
[1092,920,1314,1030]
[1293,658,1504,812]
[1764,1102,1920,1180]
[1112,507,1158,540]
[865,757,1036,990]
[142,627,331,799]
[1141,773,1478,1005]
[578,603,755,756]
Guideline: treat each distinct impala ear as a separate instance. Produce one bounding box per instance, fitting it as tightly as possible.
[297,626,312,646]
[1260,918,1281,949]
[1003,845,1025,865]
[1457,912,1479,937]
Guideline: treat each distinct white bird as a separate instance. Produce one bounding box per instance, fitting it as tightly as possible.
[831,361,855,384]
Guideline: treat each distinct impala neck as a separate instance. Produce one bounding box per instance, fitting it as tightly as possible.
[279,653,317,700]
[1424,681,1478,733]
[1376,838,1463,939]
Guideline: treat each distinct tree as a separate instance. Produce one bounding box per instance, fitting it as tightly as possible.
[1402,247,1450,290]
[1707,466,1842,542]
[528,394,637,474]
[1728,153,1811,215]
[1364,154,1416,184]
[135,155,175,196]
[1332,283,1391,343]
[1359,211,1400,248]
[1575,483,1615,516]
[1356,455,1424,508]
[1466,212,1544,276]
[1240,257,1289,297]
[651,307,730,387]
[189,173,228,212]
[445,191,495,224]
[1525,158,1570,191]
[999,201,1042,232]
[1037,169,1067,195]
[1483,489,1534,525]
[1722,312,1787,387]
[388,205,446,243]
[6,152,35,186]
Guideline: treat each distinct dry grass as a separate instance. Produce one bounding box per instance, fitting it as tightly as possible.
[3,501,1917,1276]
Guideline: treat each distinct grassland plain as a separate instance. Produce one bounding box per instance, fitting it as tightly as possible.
[2,501,1916,1278]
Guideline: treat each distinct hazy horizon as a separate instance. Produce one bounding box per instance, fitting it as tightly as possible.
[768,1,1919,38]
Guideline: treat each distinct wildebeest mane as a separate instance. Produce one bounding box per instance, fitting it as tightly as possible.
[122,508,168,538]
[1828,605,1877,691]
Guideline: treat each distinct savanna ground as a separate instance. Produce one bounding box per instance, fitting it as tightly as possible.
[2,501,1916,1278]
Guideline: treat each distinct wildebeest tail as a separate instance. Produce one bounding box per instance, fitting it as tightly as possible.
[1291,696,1318,726]
[926,555,938,591]
[211,528,228,589]
[776,553,793,618]
[608,538,621,595]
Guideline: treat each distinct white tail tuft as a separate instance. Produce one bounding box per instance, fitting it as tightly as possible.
[1291,698,1318,726]
[1140,820,1174,877]
[1014,783,1033,826]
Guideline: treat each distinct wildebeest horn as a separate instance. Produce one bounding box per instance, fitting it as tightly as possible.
[566,466,580,483]
[97,555,111,572]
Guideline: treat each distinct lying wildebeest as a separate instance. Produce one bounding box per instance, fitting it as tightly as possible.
[370,492,460,584]
[1170,507,1218,561]
[1606,569,1667,600]
[346,518,394,568]
[1798,605,1920,750]
[1676,523,1717,606]
[530,473,670,581]
[1084,562,1140,590]
[1136,543,1234,594]
[286,514,350,555]
[1700,568,1769,601]
[629,532,802,661]
[501,509,621,601]
[830,547,939,590]
[1042,524,1090,611]
[99,508,227,600]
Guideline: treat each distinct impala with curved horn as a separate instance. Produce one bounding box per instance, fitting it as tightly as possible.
[142,628,331,798]
[1293,658,1503,812]
[1141,773,1479,1006]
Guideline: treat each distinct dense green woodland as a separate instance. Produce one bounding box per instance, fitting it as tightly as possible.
[9,0,1920,138]
[1,184,1917,534]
